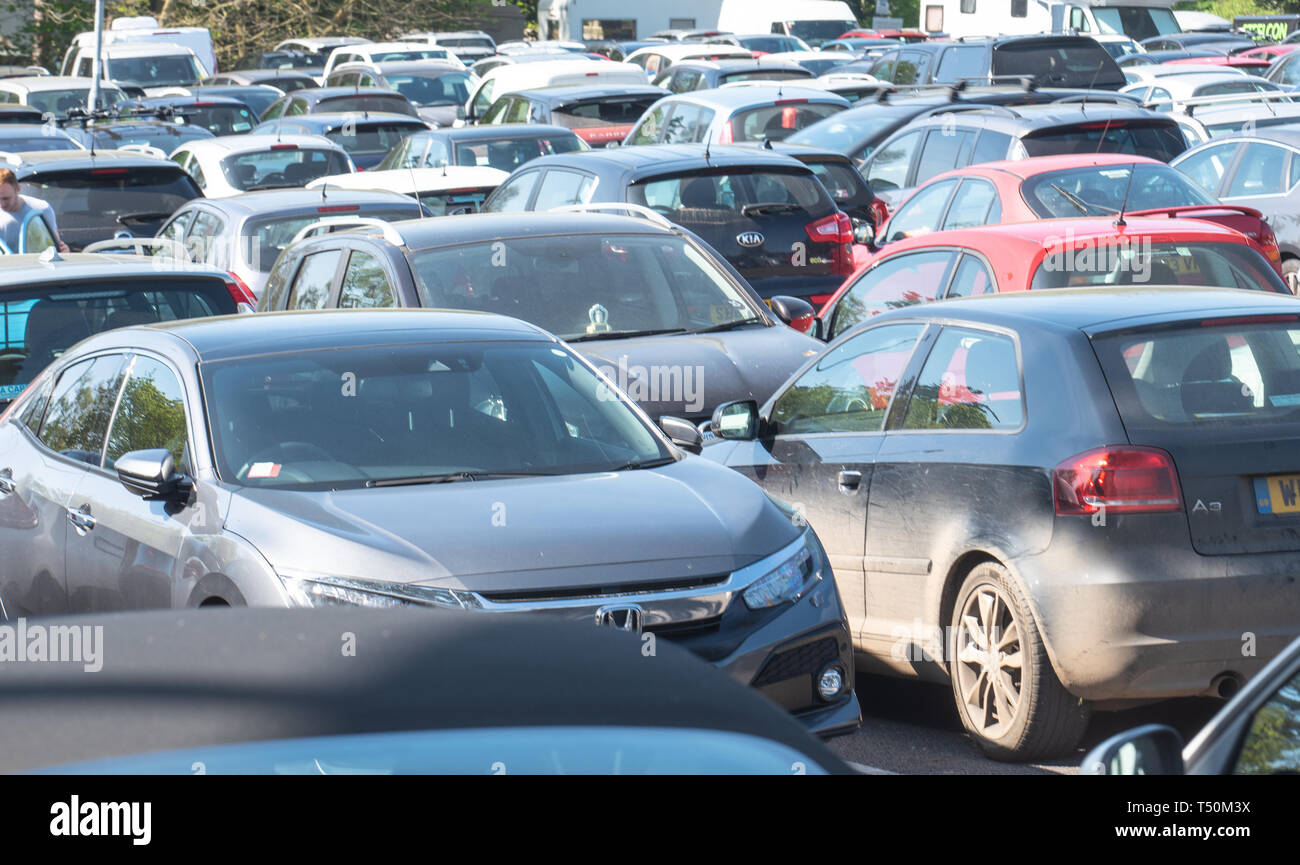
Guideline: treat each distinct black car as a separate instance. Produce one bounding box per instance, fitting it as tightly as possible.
[68,117,216,155]
[0,123,85,154]
[374,124,586,172]
[1140,32,1257,54]
[482,144,855,305]
[480,84,669,149]
[134,95,260,136]
[862,35,1128,91]
[255,211,823,425]
[0,105,45,124]
[259,86,421,122]
[182,84,290,121]
[860,102,1188,210]
[703,286,1300,760]
[652,59,815,93]
[251,113,431,170]
[769,142,883,237]
[7,150,202,250]
[324,60,474,127]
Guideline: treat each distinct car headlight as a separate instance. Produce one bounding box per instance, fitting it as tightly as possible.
[278,571,482,610]
[741,529,827,610]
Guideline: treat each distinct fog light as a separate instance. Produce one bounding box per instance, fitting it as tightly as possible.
[817,664,846,701]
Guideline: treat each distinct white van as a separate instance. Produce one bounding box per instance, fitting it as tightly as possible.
[462,60,647,123]
[62,16,217,78]
[717,0,858,48]
[927,0,1181,42]
[67,42,210,95]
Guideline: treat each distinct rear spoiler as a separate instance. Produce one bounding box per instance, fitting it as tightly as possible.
[1123,204,1265,220]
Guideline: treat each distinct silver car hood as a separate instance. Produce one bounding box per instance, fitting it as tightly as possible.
[225,456,800,593]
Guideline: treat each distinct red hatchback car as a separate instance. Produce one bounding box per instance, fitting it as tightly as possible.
[876,154,1284,277]
[816,216,1293,341]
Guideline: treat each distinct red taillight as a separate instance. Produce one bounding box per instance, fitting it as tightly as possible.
[1200,314,1299,327]
[90,168,128,176]
[869,198,889,229]
[774,98,808,106]
[1078,121,1127,131]
[191,101,215,107]
[270,143,299,150]
[718,123,734,144]
[225,272,257,306]
[1053,446,1183,516]
[1259,222,1283,273]
[317,204,360,213]
[806,212,854,276]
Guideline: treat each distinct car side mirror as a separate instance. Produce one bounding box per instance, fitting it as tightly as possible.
[116,448,190,501]
[852,219,874,246]
[1079,724,1186,775]
[710,400,759,441]
[768,295,815,333]
[658,415,702,454]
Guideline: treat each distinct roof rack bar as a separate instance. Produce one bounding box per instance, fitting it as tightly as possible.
[550,202,675,229]
[288,216,407,248]
[83,237,191,259]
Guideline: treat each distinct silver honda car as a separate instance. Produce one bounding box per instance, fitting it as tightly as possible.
[0,309,859,737]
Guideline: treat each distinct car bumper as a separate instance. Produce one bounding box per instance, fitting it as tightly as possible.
[1015,517,1300,702]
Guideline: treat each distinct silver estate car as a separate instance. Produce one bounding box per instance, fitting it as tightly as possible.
[0,309,861,738]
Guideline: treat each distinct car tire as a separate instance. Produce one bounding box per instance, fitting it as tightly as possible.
[1283,258,1299,295]
[949,561,1090,762]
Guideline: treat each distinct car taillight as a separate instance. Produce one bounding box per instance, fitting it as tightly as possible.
[806,212,854,276]
[1259,222,1283,272]
[270,143,298,150]
[869,198,889,229]
[1053,446,1183,516]
[317,204,360,213]
[718,122,734,144]
[225,272,257,306]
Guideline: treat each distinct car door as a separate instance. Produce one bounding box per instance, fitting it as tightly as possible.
[720,322,930,640]
[822,249,960,341]
[64,353,198,612]
[865,323,1032,656]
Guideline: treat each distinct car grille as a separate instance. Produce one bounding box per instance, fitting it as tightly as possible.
[475,574,729,604]
[751,637,839,687]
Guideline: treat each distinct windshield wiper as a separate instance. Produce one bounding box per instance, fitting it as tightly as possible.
[610,456,678,472]
[1049,183,1115,216]
[741,202,802,216]
[244,182,297,191]
[366,471,555,487]
[565,327,688,343]
[115,211,173,224]
[692,317,766,334]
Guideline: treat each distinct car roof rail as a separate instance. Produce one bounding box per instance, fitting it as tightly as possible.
[288,216,407,247]
[1152,89,1298,116]
[1049,93,1138,105]
[549,202,675,229]
[83,236,192,260]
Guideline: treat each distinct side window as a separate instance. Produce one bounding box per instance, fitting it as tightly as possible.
[830,250,957,340]
[942,178,1000,230]
[260,248,300,311]
[662,103,705,143]
[338,251,396,309]
[771,323,926,434]
[916,127,972,181]
[262,98,287,119]
[484,170,540,212]
[286,98,308,117]
[865,129,923,192]
[1226,143,1288,198]
[287,249,343,310]
[104,356,189,472]
[1282,56,1300,86]
[946,253,995,297]
[36,354,127,466]
[481,98,511,125]
[15,374,54,434]
[1147,87,1171,110]
[186,211,225,265]
[1233,668,1300,774]
[901,326,1022,431]
[628,102,672,145]
[531,170,595,210]
[870,51,898,83]
[1176,143,1239,195]
[885,178,959,243]
[1290,153,1300,190]
[971,130,1013,164]
[672,69,702,93]
[159,209,195,245]
[896,51,931,85]
[506,98,533,124]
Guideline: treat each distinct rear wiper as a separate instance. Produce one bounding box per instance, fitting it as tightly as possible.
[565,327,688,343]
[1049,183,1115,216]
[741,202,801,216]
[692,317,766,334]
[244,182,297,191]
[366,471,554,487]
[115,211,173,224]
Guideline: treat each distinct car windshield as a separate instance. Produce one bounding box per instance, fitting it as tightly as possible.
[628,168,835,221]
[1021,121,1186,162]
[19,167,200,249]
[719,70,812,85]
[316,94,417,116]
[1030,241,1289,293]
[25,87,126,114]
[241,206,420,271]
[438,37,494,49]
[739,37,807,53]
[804,160,869,207]
[992,41,1127,89]
[727,101,844,142]
[201,340,672,490]
[0,277,233,399]
[387,72,471,107]
[0,133,81,152]
[551,96,662,128]
[409,233,761,341]
[325,123,425,159]
[94,123,213,152]
[1021,163,1218,218]
[180,103,259,135]
[107,55,205,87]
[221,148,353,191]
[1094,7,1181,41]
[788,108,909,155]
[787,20,857,44]
[370,50,450,63]
[416,186,494,215]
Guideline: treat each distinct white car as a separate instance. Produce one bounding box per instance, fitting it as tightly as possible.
[321,42,463,82]
[169,134,355,198]
[0,75,129,114]
[1122,72,1291,113]
[462,59,645,124]
[307,165,507,214]
[69,42,210,95]
[1122,64,1250,86]
[759,50,855,77]
[624,43,754,79]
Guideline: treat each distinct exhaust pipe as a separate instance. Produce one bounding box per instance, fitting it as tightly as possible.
[1210,672,1243,700]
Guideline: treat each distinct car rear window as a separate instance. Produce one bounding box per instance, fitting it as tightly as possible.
[718,70,812,85]
[0,277,233,398]
[804,160,870,208]
[222,148,352,191]
[20,167,200,248]
[242,206,420,272]
[316,95,418,117]
[106,55,205,87]
[727,101,845,142]
[1021,163,1217,218]
[1031,241,1289,293]
[94,123,213,152]
[326,123,426,158]
[628,167,836,220]
[1020,120,1186,162]
[0,134,81,153]
[551,96,662,127]
[787,108,910,155]
[417,186,494,216]
[992,40,1126,89]
[1093,318,1300,429]
[453,134,585,171]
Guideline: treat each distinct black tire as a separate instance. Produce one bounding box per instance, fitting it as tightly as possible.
[949,561,1090,761]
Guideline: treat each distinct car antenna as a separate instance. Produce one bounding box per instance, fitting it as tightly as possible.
[1082,60,1104,113]
[1115,159,1137,228]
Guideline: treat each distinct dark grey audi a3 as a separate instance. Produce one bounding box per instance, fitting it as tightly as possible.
[0,309,860,737]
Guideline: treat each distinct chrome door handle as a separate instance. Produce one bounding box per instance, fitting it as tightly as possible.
[838,469,862,492]
[67,507,96,531]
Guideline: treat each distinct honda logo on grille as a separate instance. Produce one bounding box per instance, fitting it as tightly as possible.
[736,231,765,248]
[594,604,643,634]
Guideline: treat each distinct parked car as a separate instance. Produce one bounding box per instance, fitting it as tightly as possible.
[320,42,460,82]
[815,217,1291,342]
[762,51,855,77]
[462,60,647,125]
[324,60,473,127]
[398,30,499,63]
[0,251,244,407]
[0,306,859,738]
[66,116,215,158]
[271,37,370,74]
[1265,48,1300,87]
[0,76,128,115]
[624,86,850,146]
[69,42,209,94]
[156,188,424,297]
[481,83,668,148]
[168,133,354,198]
[0,123,85,154]
[704,34,813,54]
[623,43,755,79]
[652,59,814,93]
[703,286,1300,758]
[259,86,421,122]
[4,149,202,249]
[1173,130,1300,291]
[1121,71,1291,113]
[202,69,319,95]
[861,35,1128,91]
[307,165,507,214]
[134,94,260,136]
[1171,94,1300,146]
[373,125,586,172]
[169,84,291,120]
[251,114,430,170]
[482,144,857,305]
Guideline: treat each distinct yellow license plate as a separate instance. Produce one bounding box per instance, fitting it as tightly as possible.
[1255,474,1300,514]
